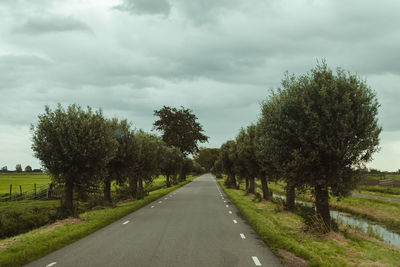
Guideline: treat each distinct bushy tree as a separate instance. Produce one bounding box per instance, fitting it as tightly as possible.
[31,104,118,214]
[1,166,7,172]
[195,148,220,172]
[24,165,33,172]
[15,164,22,172]
[260,62,381,227]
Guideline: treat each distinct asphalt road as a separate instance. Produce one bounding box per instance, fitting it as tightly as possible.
[27,174,282,267]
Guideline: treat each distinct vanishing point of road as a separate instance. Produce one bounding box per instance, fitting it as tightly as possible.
[27,174,282,267]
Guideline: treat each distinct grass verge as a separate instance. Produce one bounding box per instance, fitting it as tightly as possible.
[218,178,400,267]
[0,177,196,267]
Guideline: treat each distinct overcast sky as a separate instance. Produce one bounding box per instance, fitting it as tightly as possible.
[0,0,399,171]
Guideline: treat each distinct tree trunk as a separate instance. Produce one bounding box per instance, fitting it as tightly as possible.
[138,177,144,199]
[104,178,112,205]
[227,173,237,188]
[245,177,249,192]
[179,167,186,182]
[172,174,177,185]
[63,182,74,215]
[248,177,255,194]
[260,176,269,200]
[315,184,331,229]
[166,174,171,187]
[286,183,295,210]
[129,176,138,199]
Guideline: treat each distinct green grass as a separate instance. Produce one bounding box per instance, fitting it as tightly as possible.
[358,185,400,196]
[366,173,400,181]
[0,176,197,267]
[218,179,400,266]
[0,173,51,195]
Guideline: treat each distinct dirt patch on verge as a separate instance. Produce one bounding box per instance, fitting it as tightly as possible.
[278,249,308,267]
[44,217,83,232]
[0,240,15,251]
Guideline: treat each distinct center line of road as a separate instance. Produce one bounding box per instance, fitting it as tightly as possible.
[46,262,57,267]
[229,211,232,214]
[252,256,262,266]
[233,219,238,224]
[240,233,246,239]
[123,220,130,225]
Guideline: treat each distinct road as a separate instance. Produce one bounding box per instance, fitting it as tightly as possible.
[27,174,282,267]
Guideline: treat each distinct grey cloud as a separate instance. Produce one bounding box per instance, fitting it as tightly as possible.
[15,16,92,34]
[114,0,171,16]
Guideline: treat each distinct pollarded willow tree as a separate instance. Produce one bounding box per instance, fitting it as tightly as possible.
[103,118,137,205]
[219,140,238,189]
[31,104,117,214]
[159,145,183,187]
[261,62,381,227]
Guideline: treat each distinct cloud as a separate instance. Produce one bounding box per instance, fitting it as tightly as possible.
[15,15,92,34]
[114,0,171,16]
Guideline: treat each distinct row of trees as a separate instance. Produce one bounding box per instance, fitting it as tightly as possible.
[31,105,208,214]
[214,62,381,229]
[0,165,40,172]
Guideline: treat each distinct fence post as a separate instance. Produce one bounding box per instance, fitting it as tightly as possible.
[10,184,12,200]
[34,184,37,198]
[20,185,22,196]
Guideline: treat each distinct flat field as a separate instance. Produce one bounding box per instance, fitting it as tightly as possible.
[0,173,51,195]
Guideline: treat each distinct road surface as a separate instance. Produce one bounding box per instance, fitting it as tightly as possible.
[27,174,282,267]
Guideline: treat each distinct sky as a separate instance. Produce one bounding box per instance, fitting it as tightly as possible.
[0,0,399,171]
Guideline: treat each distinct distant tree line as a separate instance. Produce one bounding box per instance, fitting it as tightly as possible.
[0,165,41,173]
[31,104,207,215]
[213,62,381,231]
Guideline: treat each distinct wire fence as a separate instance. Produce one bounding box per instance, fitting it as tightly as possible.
[0,183,64,202]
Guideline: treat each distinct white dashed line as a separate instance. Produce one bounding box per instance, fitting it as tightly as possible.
[158,201,162,203]
[229,211,232,214]
[226,205,229,208]
[123,220,130,225]
[47,262,57,267]
[165,198,168,200]
[224,200,226,203]
[233,219,238,224]
[252,256,262,266]
[240,233,246,239]
[151,206,155,208]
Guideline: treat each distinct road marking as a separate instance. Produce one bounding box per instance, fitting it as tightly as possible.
[151,206,155,208]
[240,233,246,239]
[47,262,57,267]
[252,256,261,266]
[233,219,238,224]
[224,200,226,203]
[123,220,130,225]
[158,201,162,203]
[165,198,168,200]
[226,205,229,208]
[229,211,232,214]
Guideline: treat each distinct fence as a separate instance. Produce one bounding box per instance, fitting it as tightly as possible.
[0,183,63,202]
[379,179,394,187]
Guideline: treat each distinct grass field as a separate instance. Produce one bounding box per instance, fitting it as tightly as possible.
[0,176,196,267]
[0,173,51,195]
[218,179,400,267]
[366,173,400,181]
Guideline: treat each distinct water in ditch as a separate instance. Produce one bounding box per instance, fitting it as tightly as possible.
[273,193,400,249]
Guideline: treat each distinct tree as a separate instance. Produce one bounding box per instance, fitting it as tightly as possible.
[153,106,208,181]
[212,158,223,178]
[159,145,183,187]
[15,164,22,172]
[31,104,118,215]
[131,131,162,199]
[219,140,238,188]
[25,165,33,172]
[195,148,220,172]
[1,166,7,172]
[104,119,137,205]
[261,62,381,227]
